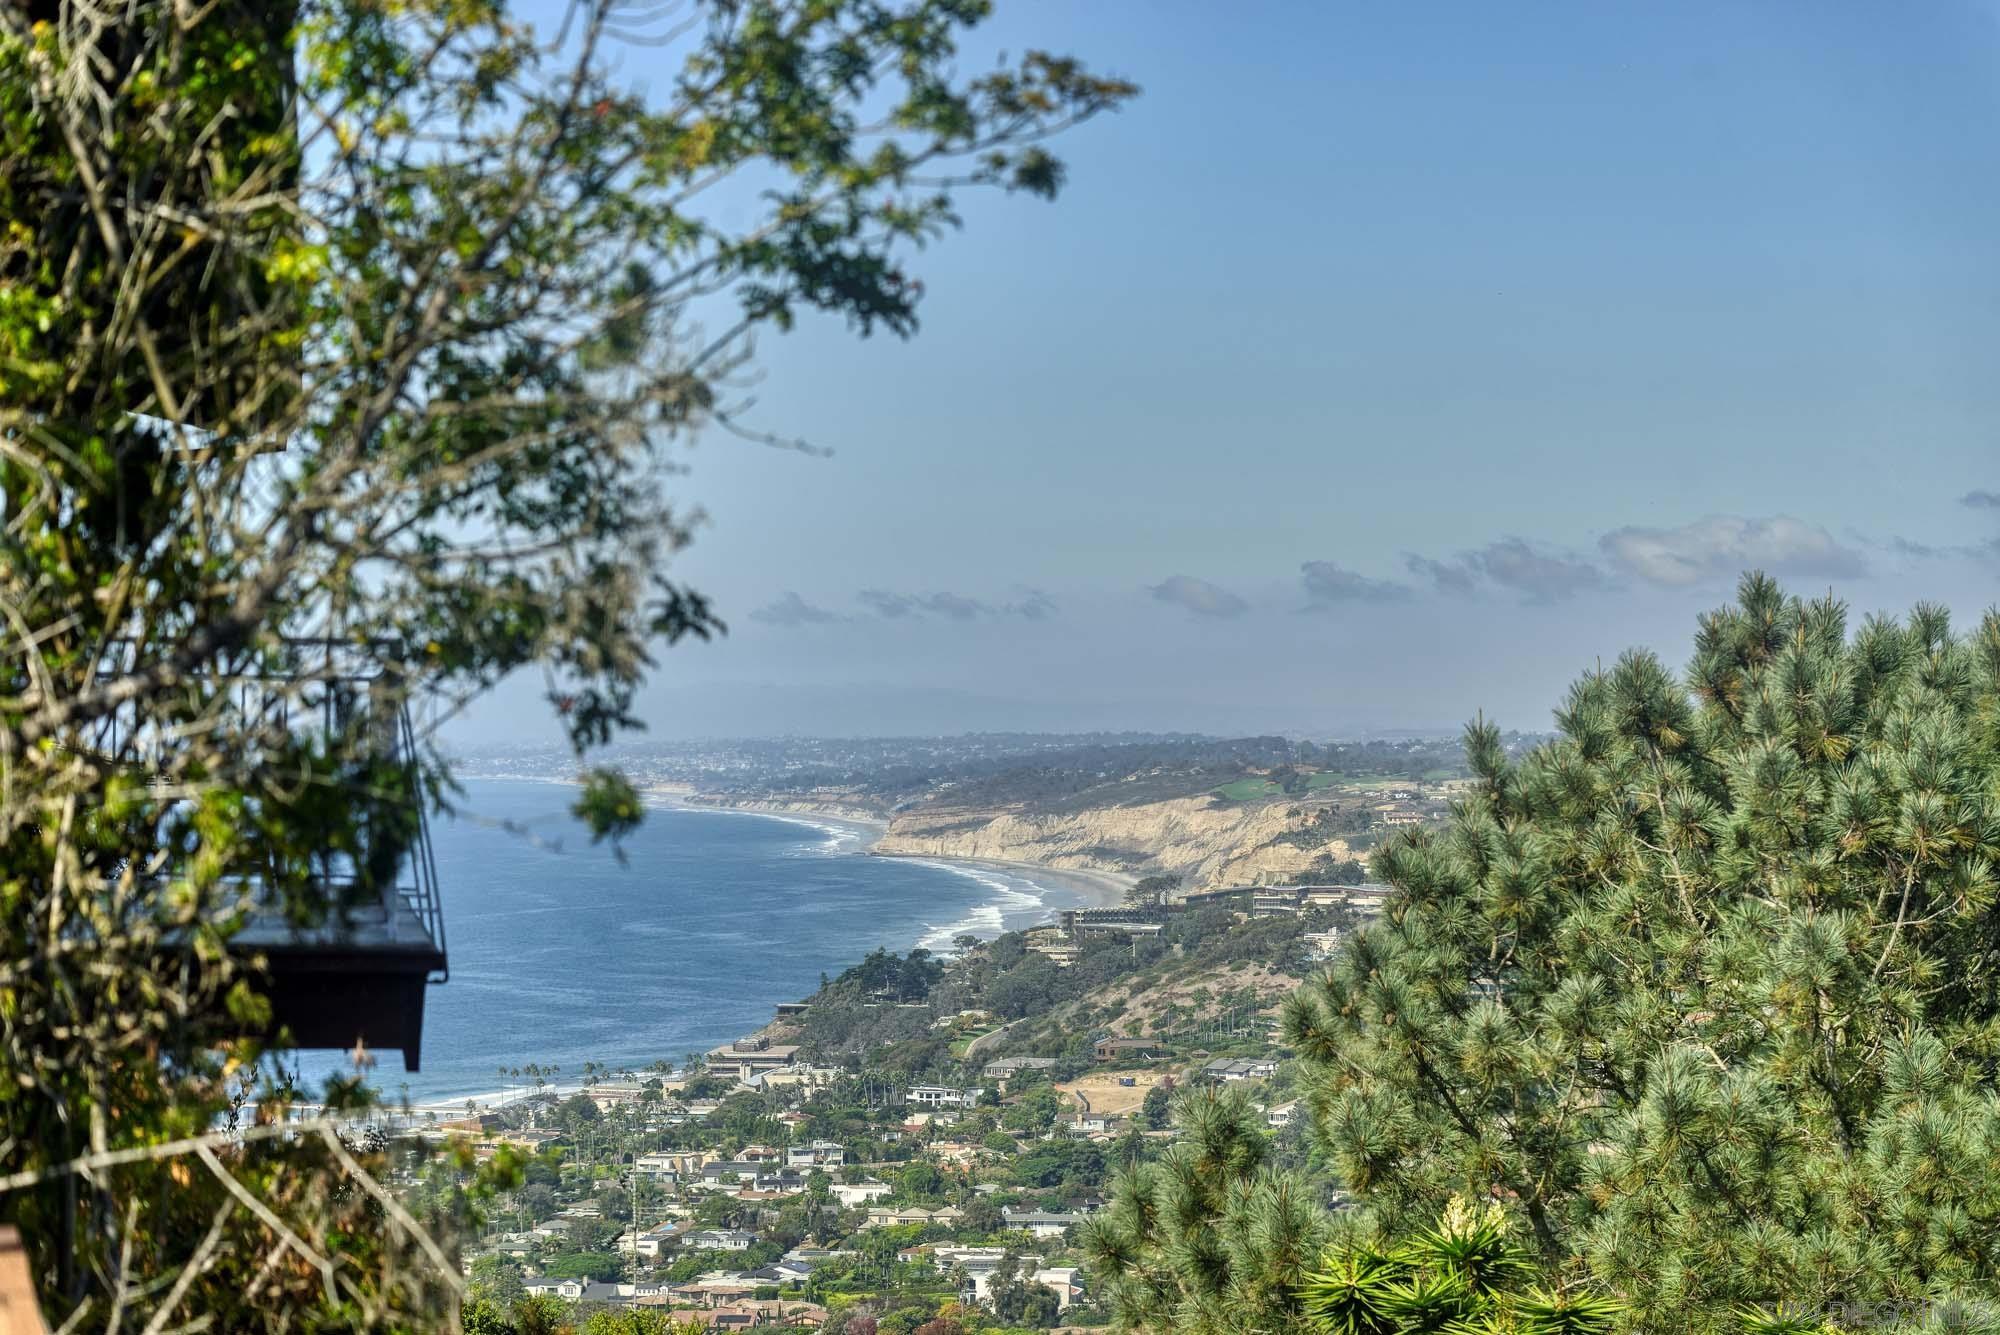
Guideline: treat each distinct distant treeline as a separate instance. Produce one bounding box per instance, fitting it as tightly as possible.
[740,732,1544,807]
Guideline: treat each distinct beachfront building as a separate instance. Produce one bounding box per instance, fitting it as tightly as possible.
[706,1038,802,1084]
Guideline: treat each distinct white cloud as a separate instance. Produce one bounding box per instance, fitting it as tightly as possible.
[750,592,842,626]
[1300,560,1412,606]
[1148,574,1248,618]
[1600,515,1865,587]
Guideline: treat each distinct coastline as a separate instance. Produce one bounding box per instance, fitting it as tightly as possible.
[875,852,1132,910]
[647,787,1133,909]
[315,780,1130,1113]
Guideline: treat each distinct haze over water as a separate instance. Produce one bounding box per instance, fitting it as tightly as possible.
[315,780,1083,1105]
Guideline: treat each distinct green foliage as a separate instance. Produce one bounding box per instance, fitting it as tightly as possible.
[1302,1198,1611,1335]
[0,0,1129,1324]
[1083,1086,1327,1334]
[1286,576,2000,1330]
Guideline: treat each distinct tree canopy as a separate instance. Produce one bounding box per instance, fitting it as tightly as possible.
[1285,575,2000,1330]
[0,0,1130,1325]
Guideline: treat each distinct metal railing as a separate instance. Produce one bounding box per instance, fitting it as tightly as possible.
[60,638,448,979]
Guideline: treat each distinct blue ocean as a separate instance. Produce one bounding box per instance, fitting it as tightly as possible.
[302,780,1080,1105]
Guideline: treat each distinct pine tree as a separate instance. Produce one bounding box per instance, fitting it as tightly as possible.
[1082,1086,1328,1333]
[1285,575,2000,1330]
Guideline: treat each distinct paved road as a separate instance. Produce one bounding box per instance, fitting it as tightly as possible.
[962,1021,1019,1061]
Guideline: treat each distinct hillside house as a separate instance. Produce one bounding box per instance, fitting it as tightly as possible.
[906,1084,980,1109]
[982,1056,1059,1080]
[785,1140,845,1168]
[862,1205,965,1229]
[1202,1057,1279,1083]
[829,1179,893,1207]
[1001,1206,1091,1238]
[684,1228,758,1252]
[1093,1037,1163,1063]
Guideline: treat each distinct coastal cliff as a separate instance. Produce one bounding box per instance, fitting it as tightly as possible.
[872,793,1357,889]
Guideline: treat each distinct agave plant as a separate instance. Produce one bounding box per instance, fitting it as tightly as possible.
[1302,1198,1619,1335]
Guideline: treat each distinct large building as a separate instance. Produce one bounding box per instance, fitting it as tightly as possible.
[706,1038,802,1083]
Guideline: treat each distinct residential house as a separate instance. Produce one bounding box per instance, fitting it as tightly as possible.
[1093,1037,1163,1063]
[1266,1100,1300,1129]
[670,1280,761,1309]
[1001,1207,1090,1238]
[706,1039,802,1084]
[785,1140,845,1168]
[906,1084,980,1109]
[631,1223,689,1259]
[583,1083,647,1112]
[931,1247,1082,1311]
[696,1301,828,1330]
[1032,1266,1085,1312]
[1201,1057,1279,1083]
[982,1056,1058,1081]
[1063,1112,1122,1137]
[682,1228,758,1252]
[829,1179,892,1207]
[522,1276,585,1299]
[631,1150,706,1185]
[861,1205,964,1229]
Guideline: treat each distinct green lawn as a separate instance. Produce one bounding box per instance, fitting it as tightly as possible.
[1213,778,1279,801]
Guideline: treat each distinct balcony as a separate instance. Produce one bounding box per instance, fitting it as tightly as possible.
[89,640,449,1071]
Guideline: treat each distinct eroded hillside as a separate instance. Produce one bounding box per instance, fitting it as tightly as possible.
[873,791,1366,888]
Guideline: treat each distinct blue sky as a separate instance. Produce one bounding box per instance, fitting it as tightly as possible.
[462,1,2000,742]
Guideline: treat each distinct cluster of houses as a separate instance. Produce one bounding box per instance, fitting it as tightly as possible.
[1024,882,1391,964]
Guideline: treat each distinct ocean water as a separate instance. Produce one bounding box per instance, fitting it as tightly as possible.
[298,780,1083,1105]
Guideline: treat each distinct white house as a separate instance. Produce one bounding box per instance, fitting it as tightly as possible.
[907,1085,980,1109]
[522,1276,585,1299]
[685,1228,758,1252]
[1001,1207,1089,1239]
[830,1179,893,1208]
[785,1140,846,1168]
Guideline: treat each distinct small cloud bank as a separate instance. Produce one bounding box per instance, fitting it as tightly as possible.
[1148,574,1248,619]
[750,591,843,626]
[1406,539,1607,603]
[1600,515,1866,587]
[856,588,1057,621]
[1962,490,2000,510]
[1299,560,1412,607]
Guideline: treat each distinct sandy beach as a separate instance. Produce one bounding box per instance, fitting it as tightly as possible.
[877,853,1133,909]
[650,789,1133,908]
